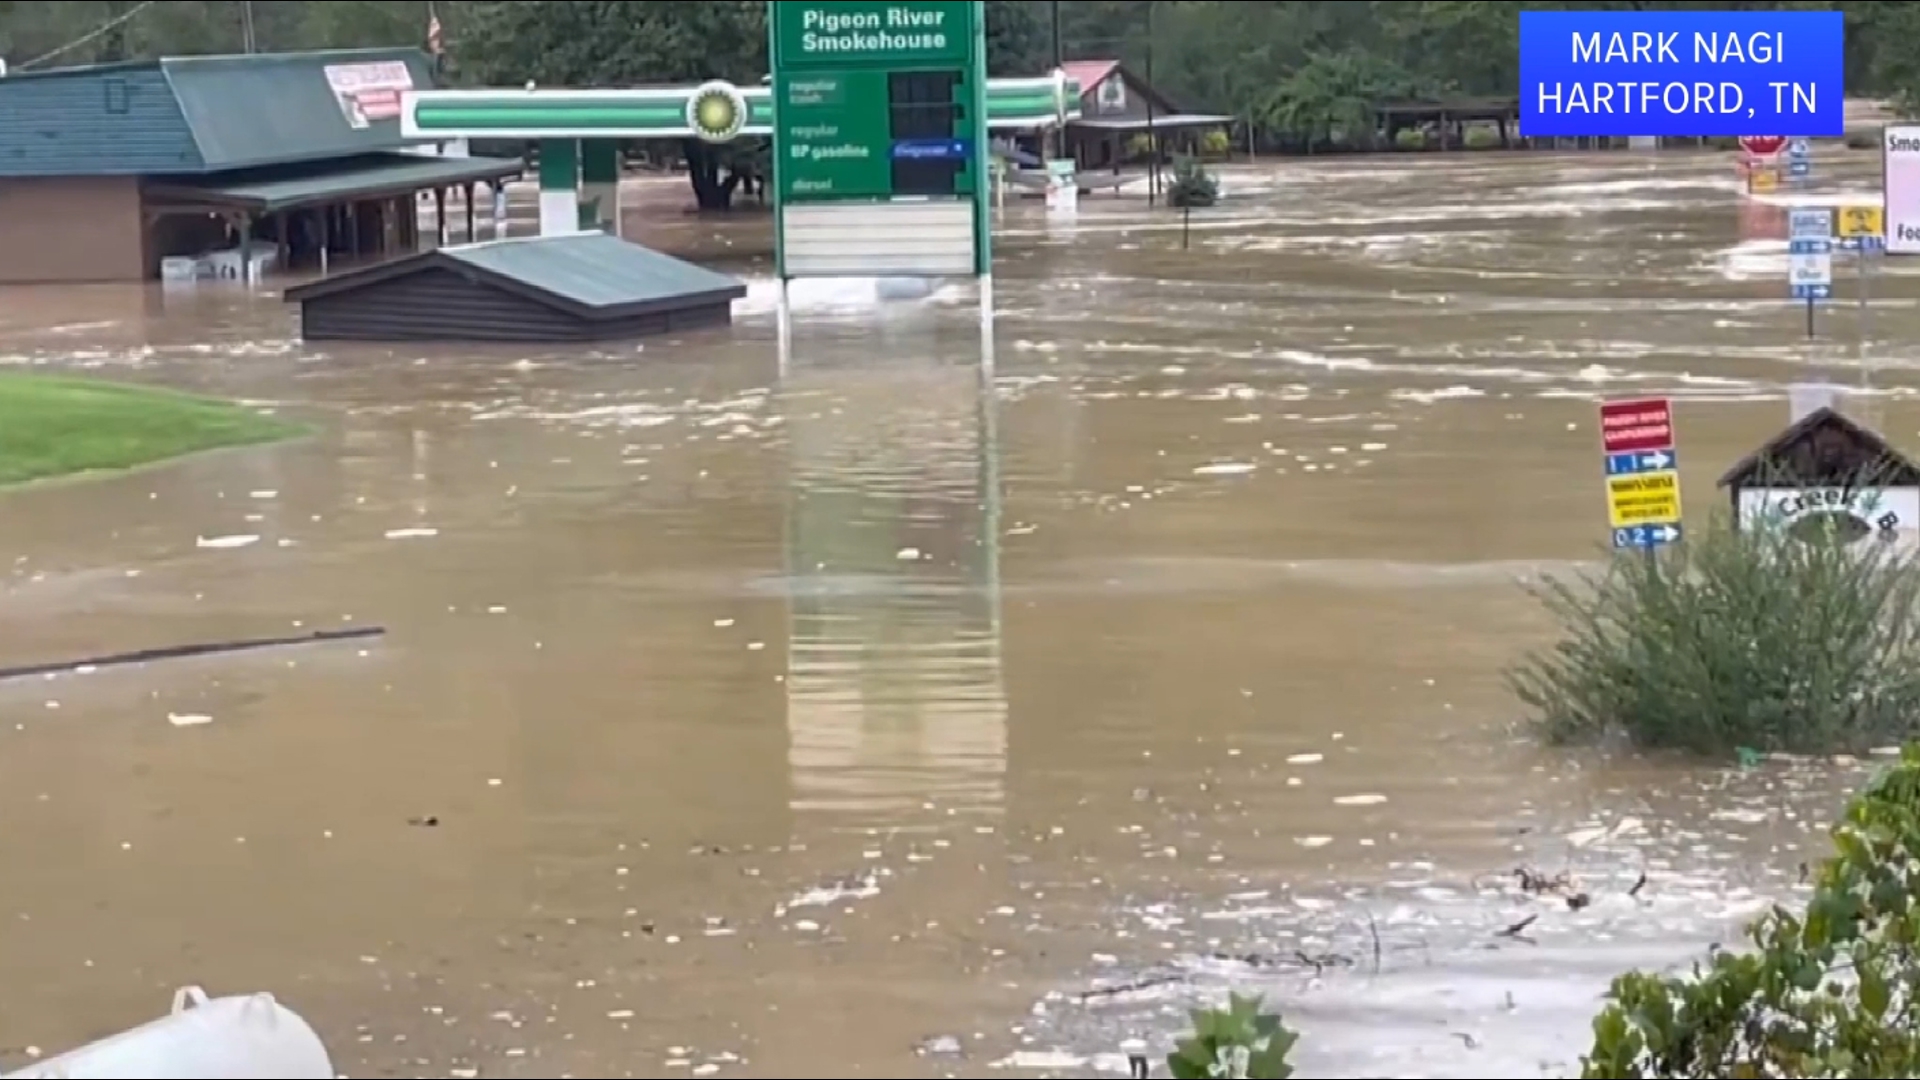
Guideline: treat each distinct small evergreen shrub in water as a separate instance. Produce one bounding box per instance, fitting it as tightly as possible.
[1167,156,1219,208]
[1509,515,1920,755]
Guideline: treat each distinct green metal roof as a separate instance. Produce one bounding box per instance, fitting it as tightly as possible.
[161,48,439,170]
[143,152,524,212]
[283,233,749,316]
[441,233,749,310]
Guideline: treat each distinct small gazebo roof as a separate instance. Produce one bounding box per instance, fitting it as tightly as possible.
[1717,407,1920,489]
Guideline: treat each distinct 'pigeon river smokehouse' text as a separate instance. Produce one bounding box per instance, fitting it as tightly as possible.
[797,7,951,55]
[1536,31,1818,116]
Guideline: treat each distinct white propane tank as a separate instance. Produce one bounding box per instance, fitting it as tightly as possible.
[2,987,332,1078]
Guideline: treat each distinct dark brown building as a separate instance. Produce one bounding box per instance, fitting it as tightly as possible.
[285,232,748,344]
[1060,59,1232,170]
[0,47,523,284]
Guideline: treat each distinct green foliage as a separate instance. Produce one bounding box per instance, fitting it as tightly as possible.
[1393,128,1427,151]
[1581,744,1920,1077]
[1463,125,1503,149]
[1167,993,1297,1079]
[1201,128,1233,157]
[1509,514,1920,755]
[1255,50,1426,146]
[1167,156,1218,208]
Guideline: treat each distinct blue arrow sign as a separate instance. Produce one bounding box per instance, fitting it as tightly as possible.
[890,138,971,161]
[1605,448,1679,476]
[1613,523,1683,549]
[1792,283,1832,300]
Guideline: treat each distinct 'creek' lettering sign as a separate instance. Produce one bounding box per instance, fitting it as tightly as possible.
[1736,486,1916,543]
[1719,406,1920,547]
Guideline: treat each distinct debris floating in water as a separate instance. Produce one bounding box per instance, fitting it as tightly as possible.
[1192,462,1256,476]
[166,712,213,727]
[384,527,439,539]
[1334,793,1388,806]
[195,534,259,549]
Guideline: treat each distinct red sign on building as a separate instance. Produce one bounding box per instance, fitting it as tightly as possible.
[1600,397,1674,454]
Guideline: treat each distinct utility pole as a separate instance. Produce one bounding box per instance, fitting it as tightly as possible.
[1049,1,1064,161]
[1051,0,1062,68]
[240,0,256,52]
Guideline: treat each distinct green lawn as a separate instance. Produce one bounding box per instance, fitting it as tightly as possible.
[0,373,301,486]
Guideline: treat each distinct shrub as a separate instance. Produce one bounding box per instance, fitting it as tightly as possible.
[1167,156,1219,208]
[1463,125,1503,149]
[1508,513,1920,755]
[1393,127,1427,150]
[1164,993,1296,1078]
[1581,743,1920,1077]
[1201,128,1233,157]
[1127,132,1155,159]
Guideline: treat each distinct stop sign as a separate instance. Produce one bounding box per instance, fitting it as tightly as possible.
[1740,135,1787,155]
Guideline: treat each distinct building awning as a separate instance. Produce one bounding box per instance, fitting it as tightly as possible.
[143,152,525,213]
[1069,114,1235,132]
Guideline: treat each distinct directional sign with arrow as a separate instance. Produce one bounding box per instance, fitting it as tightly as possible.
[1599,397,1684,550]
[1605,448,1678,475]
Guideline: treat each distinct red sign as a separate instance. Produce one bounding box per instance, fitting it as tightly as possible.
[1600,397,1674,454]
[1740,135,1786,156]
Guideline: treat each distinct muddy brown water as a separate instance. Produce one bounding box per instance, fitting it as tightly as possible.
[0,151,1906,1077]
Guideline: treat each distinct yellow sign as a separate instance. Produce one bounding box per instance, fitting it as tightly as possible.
[1749,168,1778,193]
[1607,471,1683,528]
[1839,203,1884,238]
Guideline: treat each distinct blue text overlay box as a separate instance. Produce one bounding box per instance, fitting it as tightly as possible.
[1520,10,1843,138]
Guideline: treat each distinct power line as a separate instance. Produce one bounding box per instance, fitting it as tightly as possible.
[18,0,161,70]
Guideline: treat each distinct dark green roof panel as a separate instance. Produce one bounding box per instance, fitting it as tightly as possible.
[444,234,750,310]
[145,152,524,212]
[0,47,436,176]
[162,48,437,170]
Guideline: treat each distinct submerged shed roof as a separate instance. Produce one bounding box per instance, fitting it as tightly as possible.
[283,232,749,319]
[443,233,746,310]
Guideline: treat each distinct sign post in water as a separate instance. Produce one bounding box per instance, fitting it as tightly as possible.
[1601,397,1684,550]
[1787,137,1812,183]
[1789,206,1833,338]
[1838,203,1885,380]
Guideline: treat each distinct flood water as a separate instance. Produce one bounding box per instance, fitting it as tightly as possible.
[0,150,1908,1077]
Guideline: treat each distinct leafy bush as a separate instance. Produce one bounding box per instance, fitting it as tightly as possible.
[1393,127,1427,150]
[1166,993,1297,1078]
[1582,744,1920,1077]
[1127,132,1155,159]
[1167,156,1219,208]
[1201,128,1234,157]
[1508,514,1920,755]
[1463,125,1503,149]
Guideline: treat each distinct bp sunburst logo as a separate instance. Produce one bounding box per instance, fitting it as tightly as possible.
[687,80,747,143]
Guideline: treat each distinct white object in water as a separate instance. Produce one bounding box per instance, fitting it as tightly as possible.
[2,986,333,1078]
[874,276,934,301]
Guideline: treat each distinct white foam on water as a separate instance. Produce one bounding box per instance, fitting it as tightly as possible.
[731,275,973,319]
